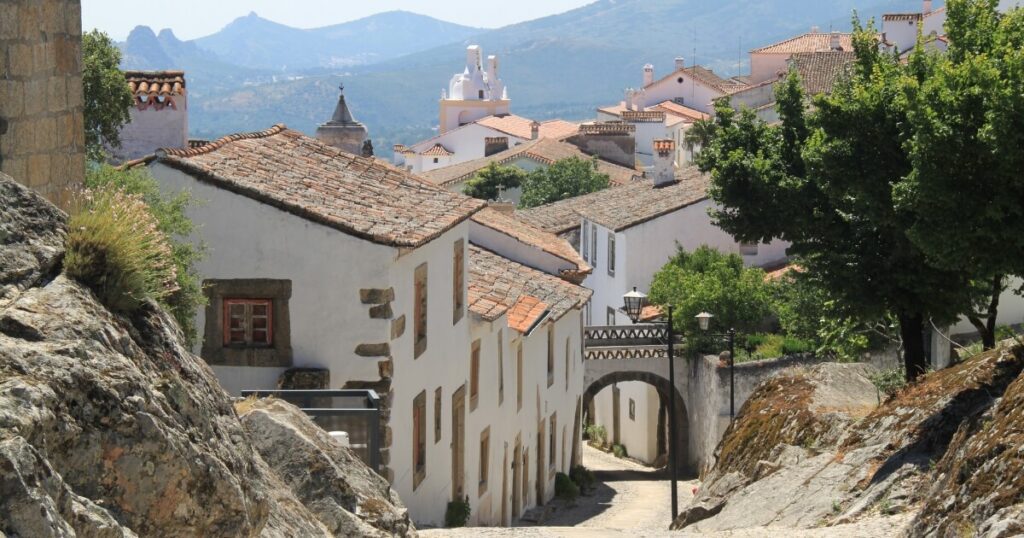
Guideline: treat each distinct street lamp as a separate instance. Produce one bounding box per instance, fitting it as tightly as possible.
[695,312,737,418]
[622,287,679,522]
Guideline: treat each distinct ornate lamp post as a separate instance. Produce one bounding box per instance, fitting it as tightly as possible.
[696,312,737,418]
[622,287,679,521]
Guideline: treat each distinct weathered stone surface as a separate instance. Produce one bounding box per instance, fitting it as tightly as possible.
[238,399,415,537]
[391,315,406,339]
[360,287,395,305]
[356,342,391,357]
[369,303,393,319]
[0,175,66,307]
[277,367,330,390]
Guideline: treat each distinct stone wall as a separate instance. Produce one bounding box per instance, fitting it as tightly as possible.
[0,0,85,207]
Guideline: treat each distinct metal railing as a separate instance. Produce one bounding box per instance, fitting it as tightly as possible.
[241,389,381,473]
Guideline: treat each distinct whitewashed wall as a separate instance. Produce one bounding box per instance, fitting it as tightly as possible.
[592,380,660,463]
[407,124,526,173]
[641,74,723,114]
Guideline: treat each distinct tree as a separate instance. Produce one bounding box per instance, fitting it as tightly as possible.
[462,162,526,200]
[682,118,718,158]
[85,164,205,346]
[83,30,133,161]
[518,156,610,209]
[699,19,979,381]
[898,0,1024,349]
[648,246,773,337]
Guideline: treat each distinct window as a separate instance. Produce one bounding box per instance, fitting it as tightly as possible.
[223,299,272,346]
[607,306,616,326]
[516,342,524,411]
[565,337,571,390]
[433,157,439,164]
[470,339,481,411]
[585,301,592,326]
[629,398,636,421]
[479,427,490,496]
[546,325,554,387]
[414,263,428,358]
[562,425,568,471]
[434,387,442,443]
[581,221,589,261]
[478,89,485,99]
[607,233,616,277]
[497,330,505,405]
[202,279,292,367]
[413,391,427,489]
[453,240,465,324]
[590,224,598,267]
[739,242,759,256]
[549,414,557,471]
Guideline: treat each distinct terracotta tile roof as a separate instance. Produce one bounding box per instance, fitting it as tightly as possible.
[124,70,185,97]
[155,124,484,248]
[751,32,854,54]
[471,207,591,281]
[790,51,856,95]
[516,166,709,234]
[639,305,664,322]
[652,100,711,122]
[645,65,748,94]
[393,143,414,154]
[419,137,640,188]
[468,244,591,330]
[476,114,580,140]
[507,295,550,334]
[764,263,802,282]
[653,139,675,154]
[883,12,924,21]
[420,144,454,157]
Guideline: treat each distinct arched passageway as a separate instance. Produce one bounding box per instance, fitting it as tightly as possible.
[582,370,691,476]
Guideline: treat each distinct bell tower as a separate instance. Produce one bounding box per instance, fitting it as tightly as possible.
[315,83,368,155]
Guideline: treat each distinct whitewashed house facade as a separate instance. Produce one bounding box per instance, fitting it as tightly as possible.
[142,126,590,526]
[112,71,188,162]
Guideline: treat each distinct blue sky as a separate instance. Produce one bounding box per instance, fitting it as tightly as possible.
[82,0,595,40]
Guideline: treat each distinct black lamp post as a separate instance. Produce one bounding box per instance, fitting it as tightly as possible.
[622,287,679,521]
[696,312,737,418]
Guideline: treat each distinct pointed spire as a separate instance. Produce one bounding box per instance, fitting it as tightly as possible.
[329,83,358,125]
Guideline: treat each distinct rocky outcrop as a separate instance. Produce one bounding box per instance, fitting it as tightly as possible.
[673,345,1024,535]
[0,176,414,536]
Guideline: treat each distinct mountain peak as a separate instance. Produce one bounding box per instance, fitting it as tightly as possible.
[126,25,158,41]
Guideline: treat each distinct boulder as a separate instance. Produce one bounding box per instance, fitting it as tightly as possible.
[0,175,66,308]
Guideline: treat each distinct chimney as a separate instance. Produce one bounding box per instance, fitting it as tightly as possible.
[530,121,540,140]
[675,56,685,70]
[830,31,843,51]
[643,64,654,87]
[487,54,499,81]
[923,0,932,14]
[811,25,820,33]
[652,139,676,186]
[484,136,509,156]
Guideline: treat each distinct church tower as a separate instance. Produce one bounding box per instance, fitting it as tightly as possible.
[438,45,511,133]
[315,84,368,155]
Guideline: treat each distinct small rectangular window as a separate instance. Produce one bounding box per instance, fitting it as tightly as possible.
[470,339,481,411]
[517,342,524,411]
[607,306,616,326]
[607,233,616,276]
[413,391,427,489]
[629,398,636,421]
[497,330,505,405]
[581,221,589,261]
[549,414,557,470]
[414,263,428,358]
[222,299,273,347]
[740,242,759,256]
[591,224,598,267]
[433,157,439,164]
[546,325,554,387]
[434,387,442,443]
[453,240,465,324]
[479,427,491,496]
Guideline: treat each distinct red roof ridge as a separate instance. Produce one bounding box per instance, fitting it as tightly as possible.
[160,124,289,158]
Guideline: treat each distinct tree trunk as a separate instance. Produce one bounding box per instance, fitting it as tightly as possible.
[966,275,1003,350]
[899,312,928,382]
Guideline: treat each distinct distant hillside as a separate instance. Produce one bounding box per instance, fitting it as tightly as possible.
[189,0,937,157]
[193,11,483,71]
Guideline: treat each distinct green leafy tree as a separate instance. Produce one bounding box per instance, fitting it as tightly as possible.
[85,164,206,346]
[518,156,610,209]
[462,162,526,200]
[898,0,1024,349]
[83,30,133,161]
[699,19,979,381]
[648,246,773,338]
[682,118,718,158]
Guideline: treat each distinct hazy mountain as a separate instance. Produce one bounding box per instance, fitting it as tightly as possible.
[193,11,483,71]
[187,0,938,156]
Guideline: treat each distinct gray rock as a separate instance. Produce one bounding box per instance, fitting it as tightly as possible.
[0,174,66,308]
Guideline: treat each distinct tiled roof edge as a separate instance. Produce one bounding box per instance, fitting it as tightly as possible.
[159,124,289,158]
[470,215,591,278]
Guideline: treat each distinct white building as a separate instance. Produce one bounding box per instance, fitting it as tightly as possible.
[517,141,789,463]
[440,45,511,134]
[882,1,947,55]
[597,100,709,167]
[618,57,748,116]
[141,125,591,527]
[748,30,853,85]
[112,71,188,162]
[729,50,857,123]
[419,137,641,204]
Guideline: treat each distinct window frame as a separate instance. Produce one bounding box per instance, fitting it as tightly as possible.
[453,239,465,324]
[548,414,557,474]
[739,242,759,256]
[590,223,598,267]
[497,330,505,406]
[479,427,491,496]
[222,298,273,347]
[581,220,590,262]
[413,390,427,489]
[546,324,554,388]
[607,306,616,326]
[516,341,524,412]
[607,233,616,277]
[434,387,442,444]
[414,263,428,358]
[470,339,481,411]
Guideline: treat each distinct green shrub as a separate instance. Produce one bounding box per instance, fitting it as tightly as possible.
[584,424,607,447]
[870,367,907,398]
[569,465,595,492]
[612,443,628,459]
[554,472,580,501]
[65,186,178,313]
[444,496,471,528]
[85,164,205,346]
[781,335,815,355]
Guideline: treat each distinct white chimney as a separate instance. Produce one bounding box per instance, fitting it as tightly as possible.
[675,56,685,70]
[652,139,676,186]
[811,25,820,33]
[830,31,842,51]
[487,55,499,81]
[625,89,635,111]
[643,64,654,87]
[530,120,540,140]
[923,0,933,14]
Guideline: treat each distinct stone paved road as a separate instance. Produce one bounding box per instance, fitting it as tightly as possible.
[421,445,914,537]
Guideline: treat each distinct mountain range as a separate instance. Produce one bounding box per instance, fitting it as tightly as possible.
[119,0,940,157]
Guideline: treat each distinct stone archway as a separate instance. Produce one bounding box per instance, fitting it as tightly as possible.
[582,370,691,476]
